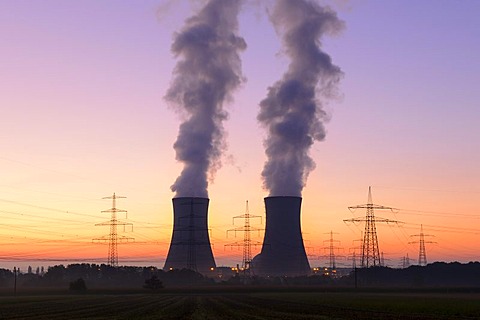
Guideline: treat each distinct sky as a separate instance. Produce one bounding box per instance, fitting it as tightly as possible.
[0,0,479,271]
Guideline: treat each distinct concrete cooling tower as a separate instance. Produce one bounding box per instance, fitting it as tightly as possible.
[252,196,311,276]
[163,197,216,275]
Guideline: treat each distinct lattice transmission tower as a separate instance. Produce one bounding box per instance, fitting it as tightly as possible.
[409,224,435,266]
[93,193,134,267]
[321,231,342,269]
[344,187,400,268]
[400,253,411,268]
[225,201,262,276]
[380,251,391,267]
[348,233,363,269]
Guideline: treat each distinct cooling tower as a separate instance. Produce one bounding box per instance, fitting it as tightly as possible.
[163,197,216,275]
[252,196,311,276]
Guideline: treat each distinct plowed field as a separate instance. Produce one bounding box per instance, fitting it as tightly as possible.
[0,291,479,319]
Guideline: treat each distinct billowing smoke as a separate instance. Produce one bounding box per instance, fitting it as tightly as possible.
[258,0,344,196]
[166,0,246,198]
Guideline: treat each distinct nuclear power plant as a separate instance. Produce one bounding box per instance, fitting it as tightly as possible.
[252,196,311,276]
[163,197,216,275]
[163,196,311,277]
[163,0,340,277]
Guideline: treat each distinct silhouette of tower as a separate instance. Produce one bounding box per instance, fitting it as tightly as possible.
[409,224,435,266]
[321,231,341,269]
[400,253,411,268]
[418,233,427,265]
[380,251,391,267]
[225,201,262,275]
[93,193,133,267]
[348,233,363,269]
[252,196,311,276]
[344,187,399,268]
[164,198,216,274]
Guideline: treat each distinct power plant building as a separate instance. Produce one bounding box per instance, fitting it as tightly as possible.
[164,197,216,275]
[252,196,311,276]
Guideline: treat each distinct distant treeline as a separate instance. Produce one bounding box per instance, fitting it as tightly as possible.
[349,262,480,288]
[0,261,479,290]
[0,264,211,289]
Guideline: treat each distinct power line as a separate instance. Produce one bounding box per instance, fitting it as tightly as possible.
[0,198,164,227]
[396,208,480,219]
[0,209,94,225]
[372,185,480,195]
[401,223,480,235]
[0,198,103,219]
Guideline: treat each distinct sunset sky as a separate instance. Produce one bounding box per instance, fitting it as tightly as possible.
[0,0,479,270]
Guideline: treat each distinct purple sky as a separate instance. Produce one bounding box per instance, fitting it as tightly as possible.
[0,0,479,268]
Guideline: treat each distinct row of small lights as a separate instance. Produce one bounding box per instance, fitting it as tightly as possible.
[166,267,338,274]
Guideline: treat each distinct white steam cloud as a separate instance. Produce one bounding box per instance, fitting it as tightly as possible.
[166,0,246,198]
[258,0,344,196]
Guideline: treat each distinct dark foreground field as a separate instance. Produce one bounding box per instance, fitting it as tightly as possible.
[0,289,479,319]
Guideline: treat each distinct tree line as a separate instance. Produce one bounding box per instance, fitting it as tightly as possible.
[1,261,479,291]
[0,264,211,290]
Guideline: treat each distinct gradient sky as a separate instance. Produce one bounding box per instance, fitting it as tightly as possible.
[0,0,479,270]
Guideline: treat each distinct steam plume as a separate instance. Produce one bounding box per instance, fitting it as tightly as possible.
[258,0,344,196]
[166,0,246,198]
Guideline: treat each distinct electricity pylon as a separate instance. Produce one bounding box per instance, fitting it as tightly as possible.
[347,233,363,269]
[409,224,435,266]
[344,187,400,268]
[321,231,342,269]
[400,253,411,268]
[380,251,391,267]
[93,193,134,267]
[225,201,262,276]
